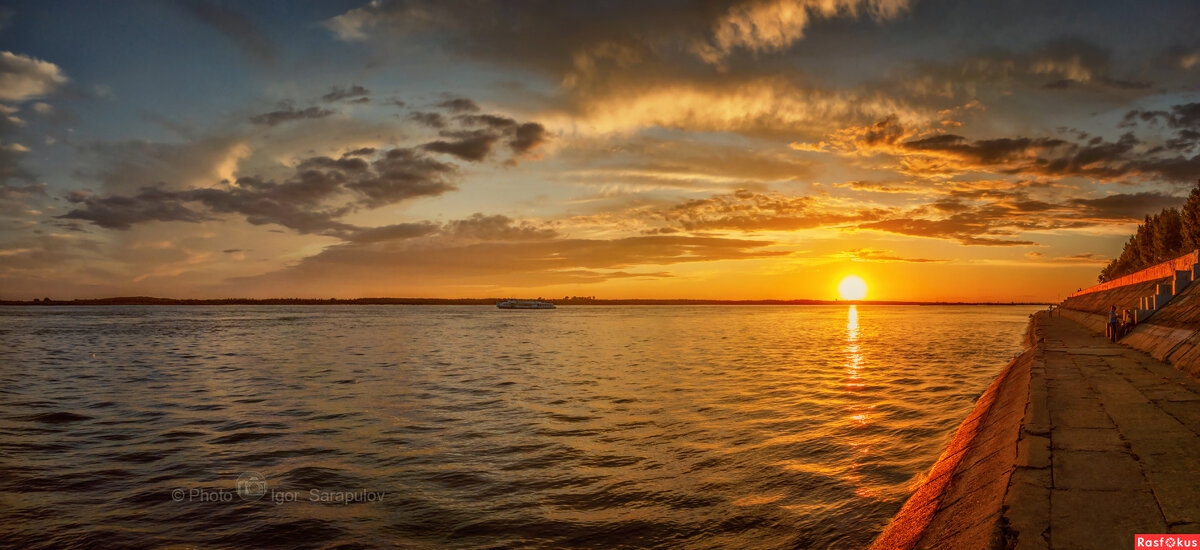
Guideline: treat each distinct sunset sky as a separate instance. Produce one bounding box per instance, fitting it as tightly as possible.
[1,0,1199,301]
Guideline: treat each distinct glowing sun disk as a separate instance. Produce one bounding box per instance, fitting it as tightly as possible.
[838,275,868,301]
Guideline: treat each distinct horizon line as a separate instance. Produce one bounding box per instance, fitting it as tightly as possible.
[0,296,1055,306]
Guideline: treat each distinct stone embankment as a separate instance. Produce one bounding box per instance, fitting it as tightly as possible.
[872,251,1200,549]
[1058,250,1200,376]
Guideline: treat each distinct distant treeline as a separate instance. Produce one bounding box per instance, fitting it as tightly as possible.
[1099,180,1200,283]
[0,296,1049,306]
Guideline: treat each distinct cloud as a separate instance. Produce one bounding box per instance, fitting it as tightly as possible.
[73,135,252,195]
[558,76,909,138]
[445,213,557,241]
[181,0,277,65]
[640,182,1172,248]
[693,0,910,65]
[565,137,818,188]
[1121,102,1200,152]
[436,97,480,113]
[857,216,1038,246]
[833,247,948,263]
[60,187,209,230]
[408,111,446,128]
[1054,252,1108,263]
[322,85,370,102]
[228,233,785,294]
[419,108,549,161]
[1068,192,1184,220]
[655,188,883,232]
[850,189,1182,246]
[510,122,547,154]
[60,147,457,235]
[0,51,67,102]
[421,129,499,162]
[804,113,1200,183]
[1177,52,1200,70]
[249,104,334,126]
[344,148,458,207]
[341,222,440,244]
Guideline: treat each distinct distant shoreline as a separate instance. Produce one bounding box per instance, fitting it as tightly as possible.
[0,297,1052,306]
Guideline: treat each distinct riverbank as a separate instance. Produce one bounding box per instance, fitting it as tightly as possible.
[872,311,1200,549]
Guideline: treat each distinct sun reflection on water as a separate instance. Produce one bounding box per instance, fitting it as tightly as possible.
[842,305,876,500]
[844,305,864,391]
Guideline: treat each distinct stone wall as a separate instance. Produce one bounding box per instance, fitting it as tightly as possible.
[1058,250,1200,377]
[1067,250,1198,298]
[1059,279,1166,333]
[869,318,1040,549]
[1120,278,1200,377]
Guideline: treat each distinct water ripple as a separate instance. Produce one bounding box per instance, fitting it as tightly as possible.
[0,304,1036,548]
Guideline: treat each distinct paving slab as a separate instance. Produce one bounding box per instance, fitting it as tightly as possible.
[1018,315,1199,549]
[1049,489,1165,550]
[873,313,1200,550]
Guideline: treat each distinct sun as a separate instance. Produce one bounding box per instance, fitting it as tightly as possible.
[838,275,868,301]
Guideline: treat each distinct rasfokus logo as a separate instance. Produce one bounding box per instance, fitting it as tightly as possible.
[1136,534,1200,548]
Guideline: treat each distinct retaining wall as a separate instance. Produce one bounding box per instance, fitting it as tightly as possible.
[869,319,1040,549]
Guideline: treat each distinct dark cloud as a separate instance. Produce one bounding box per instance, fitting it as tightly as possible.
[322,85,370,102]
[1121,102,1200,152]
[446,213,557,241]
[421,130,499,162]
[249,104,333,126]
[805,104,1200,186]
[59,147,456,235]
[1068,192,1184,220]
[457,113,517,129]
[346,148,457,207]
[657,189,881,232]
[342,222,439,244]
[408,111,446,128]
[61,186,209,230]
[510,122,547,154]
[851,188,1188,246]
[857,217,1037,246]
[420,110,549,161]
[342,147,376,157]
[902,134,1072,166]
[646,184,1180,248]
[182,0,277,65]
[436,97,480,113]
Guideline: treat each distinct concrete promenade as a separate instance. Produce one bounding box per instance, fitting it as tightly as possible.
[1028,313,1200,547]
[872,312,1200,549]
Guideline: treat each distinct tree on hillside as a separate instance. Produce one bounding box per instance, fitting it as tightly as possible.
[1137,214,1158,267]
[1097,180,1200,282]
[1154,208,1184,263]
[1183,183,1200,251]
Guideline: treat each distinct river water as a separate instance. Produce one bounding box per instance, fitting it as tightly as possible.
[0,304,1037,549]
